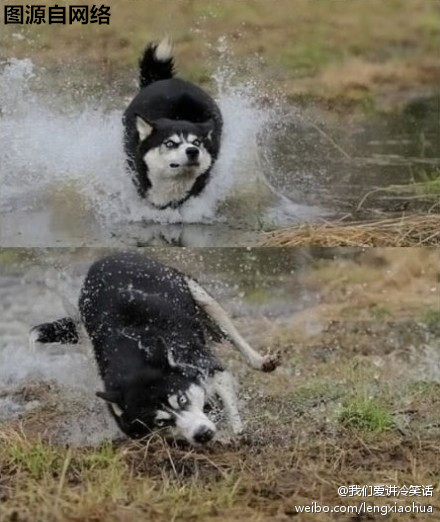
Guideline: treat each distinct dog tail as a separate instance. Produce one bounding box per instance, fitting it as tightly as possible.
[29,317,79,351]
[139,37,175,89]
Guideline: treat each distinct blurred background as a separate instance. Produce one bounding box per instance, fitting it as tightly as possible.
[2,0,439,110]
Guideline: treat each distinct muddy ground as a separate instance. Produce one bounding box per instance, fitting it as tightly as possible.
[1,248,439,521]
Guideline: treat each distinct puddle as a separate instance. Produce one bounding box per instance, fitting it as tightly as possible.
[265,95,440,215]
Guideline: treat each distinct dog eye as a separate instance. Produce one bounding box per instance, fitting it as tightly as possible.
[164,140,178,149]
[156,419,167,428]
[192,139,201,147]
[178,394,188,406]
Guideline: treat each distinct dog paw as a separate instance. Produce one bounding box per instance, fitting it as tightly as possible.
[261,351,281,372]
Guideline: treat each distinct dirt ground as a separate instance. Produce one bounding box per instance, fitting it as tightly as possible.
[1,0,439,110]
[1,248,439,521]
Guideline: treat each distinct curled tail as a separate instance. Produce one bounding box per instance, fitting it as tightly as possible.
[139,37,175,89]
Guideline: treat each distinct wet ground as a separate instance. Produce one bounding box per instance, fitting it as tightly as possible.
[1,248,439,521]
[0,248,308,444]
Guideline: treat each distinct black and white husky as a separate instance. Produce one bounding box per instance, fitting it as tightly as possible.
[30,253,280,445]
[123,38,223,210]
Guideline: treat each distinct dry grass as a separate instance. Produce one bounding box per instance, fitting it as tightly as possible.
[2,426,439,521]
[262,214,440,247]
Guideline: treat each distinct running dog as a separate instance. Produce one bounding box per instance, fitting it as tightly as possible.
[30,253,280,445]
[123,38,223,210]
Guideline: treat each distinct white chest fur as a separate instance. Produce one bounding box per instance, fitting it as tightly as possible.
[147,169,199,208]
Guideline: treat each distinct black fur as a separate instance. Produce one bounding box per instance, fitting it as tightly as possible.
[30,317,78,344]
[123,41,223,207]
[138,43,175,88]
[31,253,224,439]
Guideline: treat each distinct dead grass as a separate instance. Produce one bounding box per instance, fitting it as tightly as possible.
[262,214,440,247]
[2,426,439,522]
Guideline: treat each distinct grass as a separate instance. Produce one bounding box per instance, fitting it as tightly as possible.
[414,169,440,197]
[339,397,394,433]
[262,214,440,247]
[369,305,391,321]
[2,426,438,521]
[1,0,439,108]
[420,309,440,335]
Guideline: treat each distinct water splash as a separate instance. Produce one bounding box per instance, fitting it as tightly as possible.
[0,266,121,444]
[0,54,321,230]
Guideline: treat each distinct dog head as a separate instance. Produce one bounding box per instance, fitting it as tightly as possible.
[96,346,216,445]
[135,116,214,182]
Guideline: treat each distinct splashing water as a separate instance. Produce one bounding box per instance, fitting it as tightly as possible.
[0,58,130,222]
[0,250,305,444]
[0,56,321,234]
[0,263,122,444]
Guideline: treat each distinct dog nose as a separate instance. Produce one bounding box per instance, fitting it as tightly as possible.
[193,426,215,444]
[186,147,199,160]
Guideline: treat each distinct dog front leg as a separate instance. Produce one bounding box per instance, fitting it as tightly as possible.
[211,370,243,435]
[186,278,281,372]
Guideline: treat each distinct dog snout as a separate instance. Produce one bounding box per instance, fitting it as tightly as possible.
[193,426,215,444]
[194,426,215,444]
[186,147,200,160]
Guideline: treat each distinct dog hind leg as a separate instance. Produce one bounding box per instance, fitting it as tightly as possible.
[185,278,281,372]
[29,317,79,352]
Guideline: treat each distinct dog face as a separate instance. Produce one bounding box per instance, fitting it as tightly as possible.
[135,117,214,197]
[97,352,216,444]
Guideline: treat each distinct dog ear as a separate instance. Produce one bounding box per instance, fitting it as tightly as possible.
[96,391,124,417]
[199,119,215,140]
[96,390,121,403]
[136,115,154,141]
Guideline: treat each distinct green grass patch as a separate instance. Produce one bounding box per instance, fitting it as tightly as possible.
[80,442,119,471]
[5,438,65,479]
[369,305,391,320]
[417,13,440,37]
[281,43,339,77]
[339,397,394,433]
[413,169,440,197]
[420,308,440,334]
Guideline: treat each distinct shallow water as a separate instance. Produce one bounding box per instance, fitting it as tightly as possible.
[0,248,311,445]
[264,95,440,213]
[0,59,438,246]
